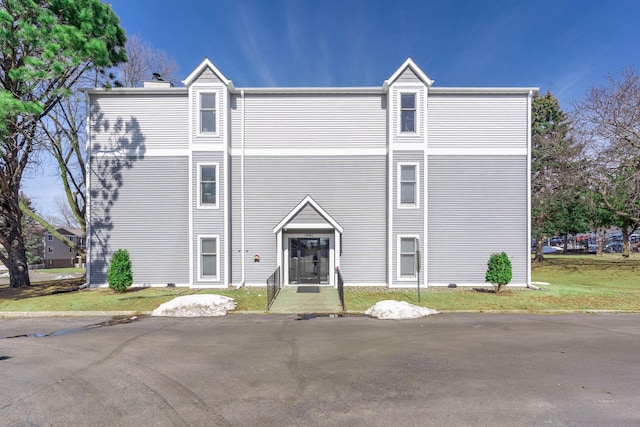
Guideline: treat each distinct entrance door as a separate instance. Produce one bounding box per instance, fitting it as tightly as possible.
[288,237,329,284]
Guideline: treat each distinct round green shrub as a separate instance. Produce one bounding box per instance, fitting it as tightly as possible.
[108,249,133,293]
[485,252,512,293]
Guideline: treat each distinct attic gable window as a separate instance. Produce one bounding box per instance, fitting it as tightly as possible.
[400,93,416,133]
[200,93,216,133]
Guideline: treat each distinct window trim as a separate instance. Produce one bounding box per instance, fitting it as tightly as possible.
[197,235,220,282]
[397,235,419,281]
[198,92,217,135]
[47,234,53,241]
[397,162,420,209]
[400,92,417,133]
[197,162,219,209]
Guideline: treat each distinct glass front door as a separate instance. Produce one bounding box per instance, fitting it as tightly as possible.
[288,237,330,284]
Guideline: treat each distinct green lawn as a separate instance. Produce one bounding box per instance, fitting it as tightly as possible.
[346,254,640,312]
[1,255,639,313]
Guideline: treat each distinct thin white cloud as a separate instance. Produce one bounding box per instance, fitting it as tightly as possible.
[549,65,594,108]
[285,1,332,86]
[234,3,278,86]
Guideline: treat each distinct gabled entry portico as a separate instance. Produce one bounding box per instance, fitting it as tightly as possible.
[273,196,343,288]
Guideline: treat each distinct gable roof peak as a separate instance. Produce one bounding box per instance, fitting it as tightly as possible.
[384,57,434,88]
[273,195,343,233]
[182,57,234,89]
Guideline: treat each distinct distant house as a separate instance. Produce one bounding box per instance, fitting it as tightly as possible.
[43,228,85,268]
[85,57,535,288]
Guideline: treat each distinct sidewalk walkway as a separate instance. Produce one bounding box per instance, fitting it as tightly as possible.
[268,285,343,314]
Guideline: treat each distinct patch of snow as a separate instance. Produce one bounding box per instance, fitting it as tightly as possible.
[54,274,81,280]
[364,300,440,320]
[151,294,237,317]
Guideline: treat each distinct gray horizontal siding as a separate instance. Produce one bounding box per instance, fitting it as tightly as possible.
[428,94,528,150]
[239,94,387,150]
[194,67,223,84]
[290,205,329,225]
[192,151,225,285]
[241,155,387,284]
[392,151,425,286]
[230,96,241,151]
[90,93,188,151]
[90,156,189,285]
[230,156,241,283]
[427,155,528,285]
[397,67,421,83]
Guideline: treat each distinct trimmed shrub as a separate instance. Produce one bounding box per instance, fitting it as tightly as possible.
[108,249,133,293]
[485,252,512,293]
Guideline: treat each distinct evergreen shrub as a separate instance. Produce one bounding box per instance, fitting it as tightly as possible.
[485,252,512,293]
[108,249,133,293]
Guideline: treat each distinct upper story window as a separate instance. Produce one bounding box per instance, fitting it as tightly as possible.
[200,93,216,133]
[198,163,218,208]
[47,234,53,241]
[400,93,416,133]
[399,163,419,208]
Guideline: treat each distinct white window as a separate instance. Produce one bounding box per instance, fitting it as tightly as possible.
[400,93,416,133]
[198,236,219,281]
[47,234,53,241]
[48,247,53,253]
[200,93,216,133]
[398,163,419,208]
[398,236,418,280]
[198,163,218,208]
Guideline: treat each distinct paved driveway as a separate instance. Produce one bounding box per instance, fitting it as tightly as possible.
[1,313,639,426]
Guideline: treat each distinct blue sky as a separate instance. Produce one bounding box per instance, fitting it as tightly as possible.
[23,0,640,216]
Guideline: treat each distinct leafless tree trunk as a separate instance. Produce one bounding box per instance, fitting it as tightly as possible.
[115,34,179,87]
[23,36,179,259]
[573,68,640,258]
[535,237,544,262]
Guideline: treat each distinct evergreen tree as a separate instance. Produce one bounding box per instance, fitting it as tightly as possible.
[531,91,578,261]
[0,0,127,287]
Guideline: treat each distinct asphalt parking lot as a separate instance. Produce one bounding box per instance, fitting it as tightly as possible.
[1,313,639,426]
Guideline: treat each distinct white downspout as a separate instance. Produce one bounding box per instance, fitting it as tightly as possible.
[236,89,246,289]
[84,91,92,288]
[526,89,533,288]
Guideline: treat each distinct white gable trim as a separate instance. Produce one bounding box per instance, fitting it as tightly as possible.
[182,58,234,89]
[273,195,344,233]
[384,57,434,88]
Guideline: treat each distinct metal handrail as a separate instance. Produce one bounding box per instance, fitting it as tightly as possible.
[336,268,345,312]
[266,266,281,310]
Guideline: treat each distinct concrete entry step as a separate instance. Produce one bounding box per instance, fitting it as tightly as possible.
[268,285,343,314]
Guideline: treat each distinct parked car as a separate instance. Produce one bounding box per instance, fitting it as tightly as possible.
[550,236,564,246]
[531,245,562,254]
[604,242,624,253]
